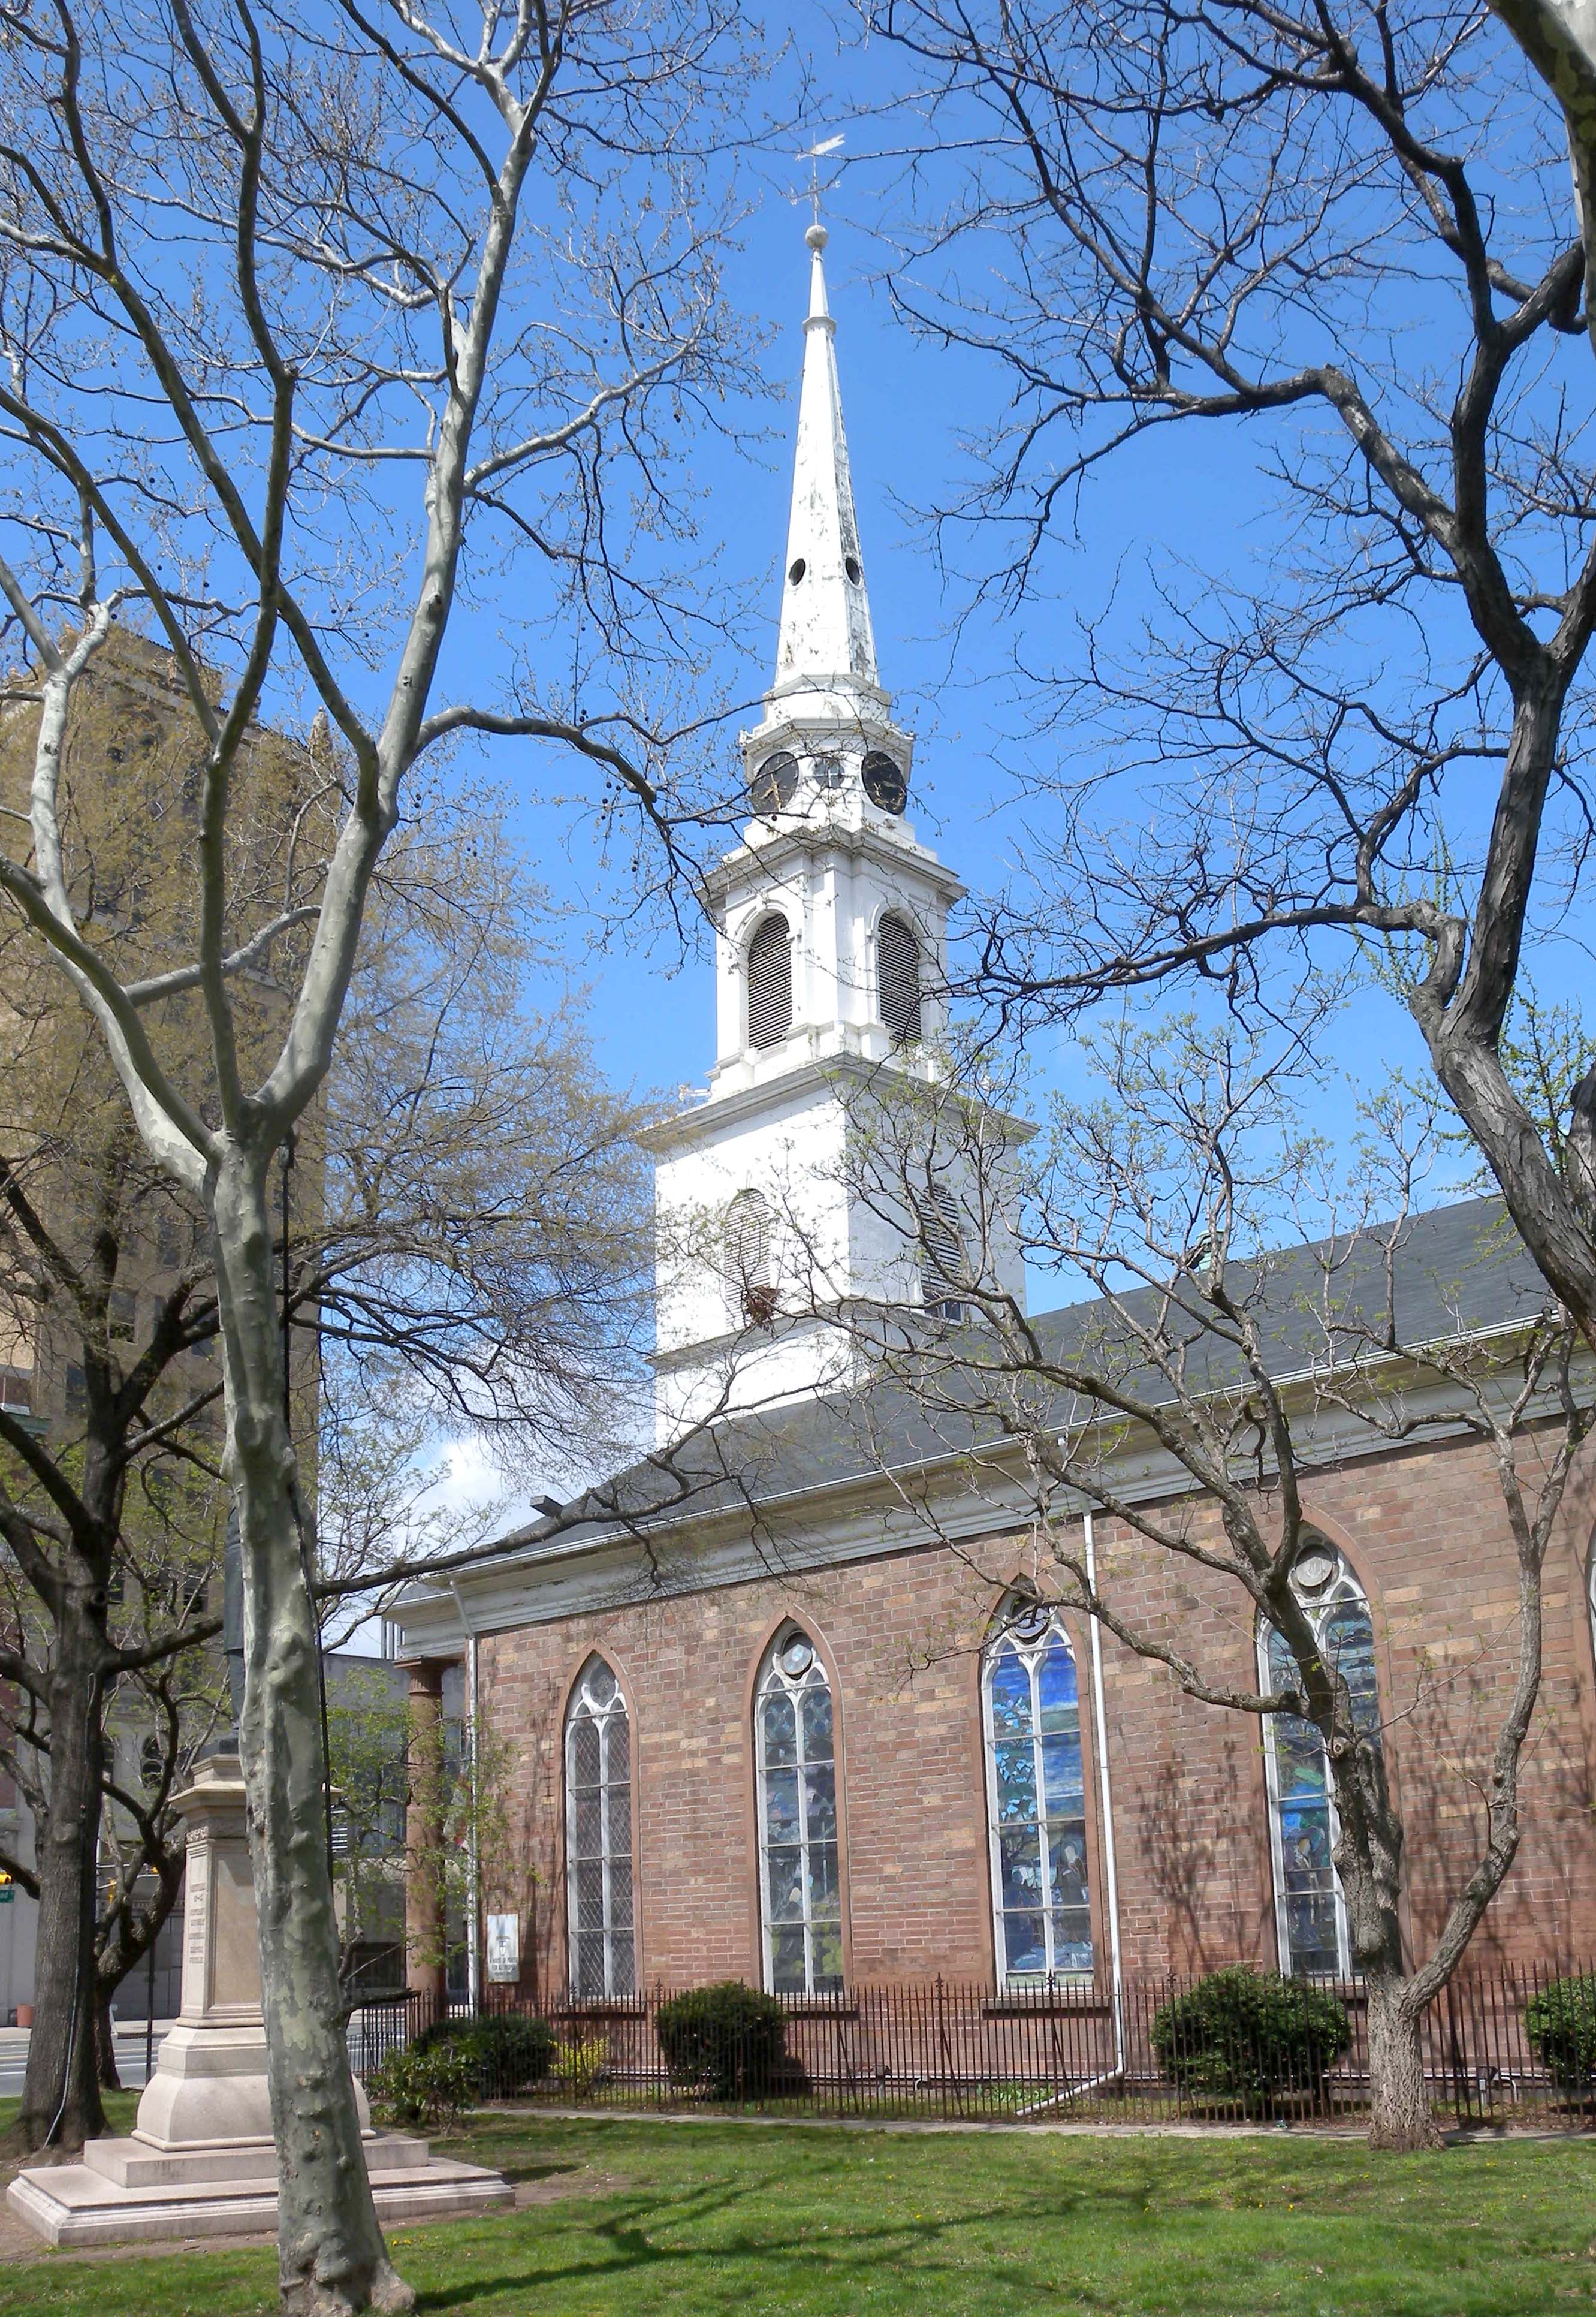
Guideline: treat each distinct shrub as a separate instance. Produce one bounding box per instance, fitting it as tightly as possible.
[368,2042,475,2132]
[413,2009,557,2098]
[554,2035,609,2097]
[1151,1967,1352,2114]
[655,1981,791,2098]
[1524,1975,1596,2095]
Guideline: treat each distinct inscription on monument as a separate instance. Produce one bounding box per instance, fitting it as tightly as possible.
[183,1839,210,2018]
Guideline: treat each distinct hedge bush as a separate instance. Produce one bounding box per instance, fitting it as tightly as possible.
[655,1981,792,2098]
[412,2009,557,2098]
[1524,1975,1596,2095]
[368,2042,475,2132]
[1151,1966,1352,2114]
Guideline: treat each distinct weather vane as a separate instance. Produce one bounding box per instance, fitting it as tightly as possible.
[797,133,844,225]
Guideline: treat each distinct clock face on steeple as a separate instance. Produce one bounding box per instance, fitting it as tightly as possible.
[861,750,908,815]
[749,751,799,814]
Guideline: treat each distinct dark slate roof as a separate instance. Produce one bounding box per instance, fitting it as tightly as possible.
[478,1194,1547,1560]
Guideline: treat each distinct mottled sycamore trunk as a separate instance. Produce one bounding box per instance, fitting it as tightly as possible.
[18,1590,107,2152]
[212,1151,411,2316]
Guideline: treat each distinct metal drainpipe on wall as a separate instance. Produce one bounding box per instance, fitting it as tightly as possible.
[448,1581,481,2014]
[1084,1509,1126,2079]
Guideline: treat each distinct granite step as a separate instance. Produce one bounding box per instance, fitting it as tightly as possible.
[7,2144,512,2247]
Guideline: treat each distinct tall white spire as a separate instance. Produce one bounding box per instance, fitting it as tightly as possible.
[773,222,879,697]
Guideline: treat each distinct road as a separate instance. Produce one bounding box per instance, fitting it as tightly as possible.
[0,2030,170,2099]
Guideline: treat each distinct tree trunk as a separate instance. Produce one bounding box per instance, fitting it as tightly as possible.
[211,1149,411,2317]
[17,1592,108,2152]
[1365,1969,1441,2152]
[95,1985,120,2091]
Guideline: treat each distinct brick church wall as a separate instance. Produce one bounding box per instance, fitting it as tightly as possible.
[475,1426,1596,1996]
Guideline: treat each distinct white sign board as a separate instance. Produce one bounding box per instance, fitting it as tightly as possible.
[485,1912,520,1985]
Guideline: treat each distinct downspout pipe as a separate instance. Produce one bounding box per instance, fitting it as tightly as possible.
[1017,1506,1126,2118]
[1085,1509,1126,2078]
[448,1581,481,2015]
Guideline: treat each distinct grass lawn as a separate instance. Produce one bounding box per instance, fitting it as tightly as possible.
[1,2106,1592,2316]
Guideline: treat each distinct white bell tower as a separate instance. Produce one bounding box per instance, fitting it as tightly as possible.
[644,223,1027,1443]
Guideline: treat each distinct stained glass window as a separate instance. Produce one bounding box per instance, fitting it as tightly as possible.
[983,1604,1093,1984]
[1259,1541,1381,1979]
[755,1631,843,1994]
[565,1656,635,2000]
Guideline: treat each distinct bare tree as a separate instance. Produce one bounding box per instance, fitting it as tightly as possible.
[823,1015,1588,2147]
[867,0,1596,1347]
[0,2,756,2300]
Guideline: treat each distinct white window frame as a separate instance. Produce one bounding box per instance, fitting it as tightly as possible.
[754,1629,843,1996]
[1257,1542,1379,1981]
[982,1602,1094,1988]
[565,1655,636,2001]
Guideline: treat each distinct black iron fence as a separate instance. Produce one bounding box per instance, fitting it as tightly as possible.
[349,1965,1596,2132]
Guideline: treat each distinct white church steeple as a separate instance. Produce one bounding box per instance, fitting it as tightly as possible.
[641,220,1027,1443]
[773,223,880,698]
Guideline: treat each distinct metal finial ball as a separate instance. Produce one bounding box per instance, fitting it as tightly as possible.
[806,222,828,253]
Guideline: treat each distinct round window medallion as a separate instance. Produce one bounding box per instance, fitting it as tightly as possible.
[1294,1548,1336,1594]
[788,557,807,586]
[844,553,862,584]
[811,754,844,790]
[748,751,798,815]
[1008,1601,1051,1644]
[779,1635,815,1678]
[861,750,908,814]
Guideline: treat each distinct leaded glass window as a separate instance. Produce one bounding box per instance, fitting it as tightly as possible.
[1259,1540,1381,1979]
[565,1656,635,1999]
[755,1630,843,1994]
[983,1602,1093,1984]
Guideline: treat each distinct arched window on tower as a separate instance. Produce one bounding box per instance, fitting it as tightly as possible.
[725,1189,776,1326]
[917,1186,969,1320]
[983,1600,1092,1984]
[1258,1538,1381,1979]
[755,1629,843,1994]
[565,1656,636,2000]
[747,915,793,1050]
[877,913,922,1044]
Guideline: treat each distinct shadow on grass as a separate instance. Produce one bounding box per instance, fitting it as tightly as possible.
[408,2167,1160,2314]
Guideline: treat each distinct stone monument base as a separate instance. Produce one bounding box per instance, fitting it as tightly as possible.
[8,2128,514,2247]
[5,1753,513,2250]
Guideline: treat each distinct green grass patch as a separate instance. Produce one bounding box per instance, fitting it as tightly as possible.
[3,2114,1594,2315]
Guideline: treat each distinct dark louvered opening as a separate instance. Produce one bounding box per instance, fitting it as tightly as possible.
[879,913,922,1044]
[918,1189,967,1318]
[726,1189,776,1324]
[747,915,793,1049]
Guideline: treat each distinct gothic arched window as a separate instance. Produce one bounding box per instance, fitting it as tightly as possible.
[565,1656,636,2000]
[1258,1539,1381,1979]
[755,1629,843,1994]
[877,913,922,1044]
[725,1189,776,1325]
[983,1602,1093,1984]
[747,915,793,1050]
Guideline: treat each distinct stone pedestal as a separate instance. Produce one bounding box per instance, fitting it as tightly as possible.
[8,1751,511,2247]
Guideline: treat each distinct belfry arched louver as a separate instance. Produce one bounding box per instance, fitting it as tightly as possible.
[747,915,793,1048]
[877,913,921,1043]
